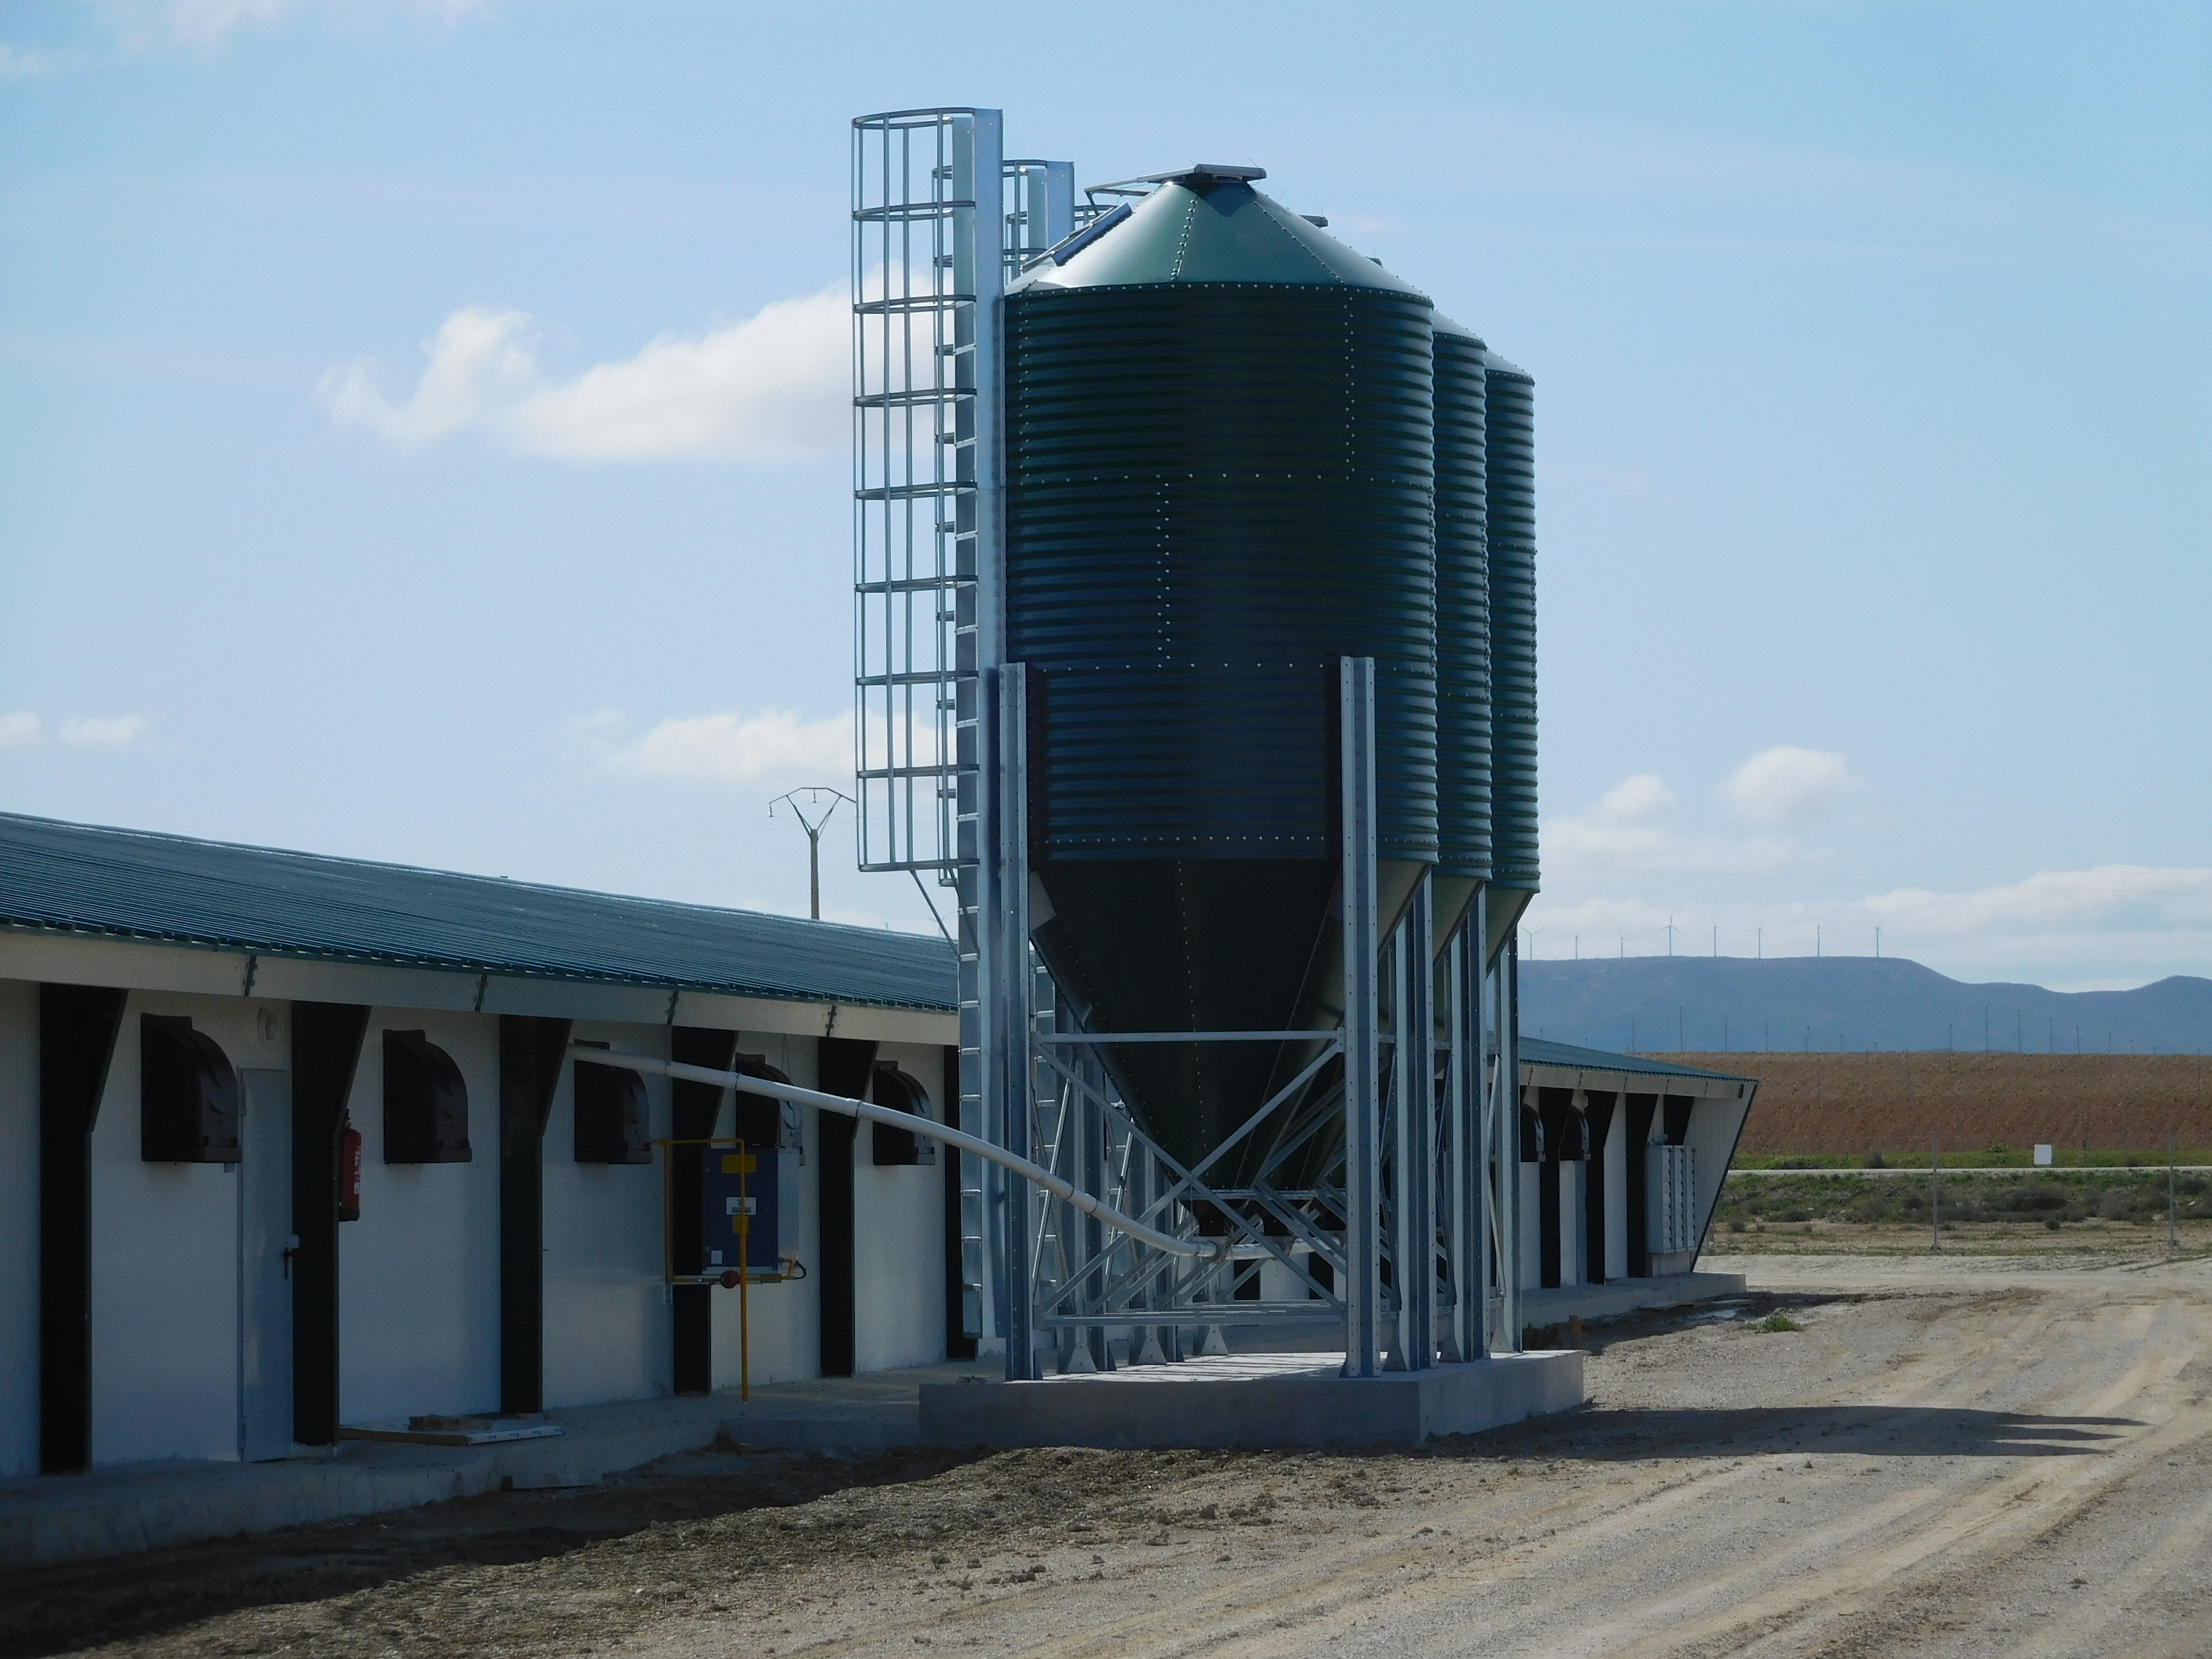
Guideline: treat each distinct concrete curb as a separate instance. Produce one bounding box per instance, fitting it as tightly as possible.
[920,1351,1587,1449]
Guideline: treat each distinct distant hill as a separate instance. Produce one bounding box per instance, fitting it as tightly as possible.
[1517,956,2212,1056]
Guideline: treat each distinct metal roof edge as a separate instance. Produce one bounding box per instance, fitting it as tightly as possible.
[1518,1035,1758,1085]
[0,808,944,954]
[0,918,957,1015]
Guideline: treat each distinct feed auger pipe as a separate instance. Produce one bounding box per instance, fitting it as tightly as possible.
[570,1044,1226,1262]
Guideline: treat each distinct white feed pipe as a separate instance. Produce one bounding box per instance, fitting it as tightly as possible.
[570,1044,1225,1262]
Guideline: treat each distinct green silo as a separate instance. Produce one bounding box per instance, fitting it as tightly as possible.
[1483,351,1539,958]
[1005,168,1438,1177]
[1430,314,1491,948]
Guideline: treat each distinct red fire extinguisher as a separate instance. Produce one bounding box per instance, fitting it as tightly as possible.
[338,1117,362,1222]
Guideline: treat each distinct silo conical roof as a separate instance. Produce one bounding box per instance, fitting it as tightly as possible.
[1015,171,1429,296]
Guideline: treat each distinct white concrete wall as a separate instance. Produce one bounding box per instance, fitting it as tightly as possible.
[1686,1090,1753,1256]
[1517,1162,1541,1290]
[1560,1163,1584,1286]
[853,1041,948,1374]
[541,1021,673,1410]
[709,1031,819,1389]
[0,981,38,1478]
[1604,1111,1630,1282]
[339,1009,500,1426]
[90,992,281,1465]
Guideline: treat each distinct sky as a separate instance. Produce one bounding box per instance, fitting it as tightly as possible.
[1,0,2207,991]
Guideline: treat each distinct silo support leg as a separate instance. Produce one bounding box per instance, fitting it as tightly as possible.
[1388,875,1435,1370]
[1339,658,1382,1380]
[1441,909,1485,1363]
[995,665,1038,1380]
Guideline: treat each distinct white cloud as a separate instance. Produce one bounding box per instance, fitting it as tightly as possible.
[1548,769,1802,877]
[167,0,294,41]
[60,714,146,747]
[1720,745,1865,827]
[0,42,84,77]
[163,0,485,46]
[1863,866,2212,943]
[1524,865,2212,986]
[1592,772,1674,825]
[0,712,44,749]
[606,710,850,789]
[319,287,848,464]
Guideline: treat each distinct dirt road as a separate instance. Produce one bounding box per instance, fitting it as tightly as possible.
[7,1245,2208,1658]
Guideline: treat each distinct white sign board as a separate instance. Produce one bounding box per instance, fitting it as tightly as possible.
[2033,1143,2054,1166]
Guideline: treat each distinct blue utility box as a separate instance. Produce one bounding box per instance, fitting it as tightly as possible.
[699,1143,778,1275]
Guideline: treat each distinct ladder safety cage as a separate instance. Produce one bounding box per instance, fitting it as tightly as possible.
[851,116,1075,880]
[852,109,983,879]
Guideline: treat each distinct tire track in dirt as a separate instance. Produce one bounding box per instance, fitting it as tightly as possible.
[1029,1285,2206,1659]
[745,1288,2133,1658]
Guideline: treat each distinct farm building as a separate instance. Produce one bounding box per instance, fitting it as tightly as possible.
[0,809,1749,1480]
[0,809,956,1479]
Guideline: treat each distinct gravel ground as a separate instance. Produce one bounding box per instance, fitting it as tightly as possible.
[7,1240,2209,1658]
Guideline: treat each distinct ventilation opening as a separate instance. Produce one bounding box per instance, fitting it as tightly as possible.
[384,1030,470,1164]
[574,1056,651,1165]
[871,1064,936,1166]
[733,1055,799,1154]
[141,1013,239,1163]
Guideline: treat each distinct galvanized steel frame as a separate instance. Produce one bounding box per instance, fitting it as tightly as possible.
[855,109,1526,1380]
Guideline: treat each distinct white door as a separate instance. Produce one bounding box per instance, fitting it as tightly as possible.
[239,1068,294,1461]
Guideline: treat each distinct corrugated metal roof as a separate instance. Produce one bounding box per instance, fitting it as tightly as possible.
[0,811,956,1012]
[1519,1035,1755,1086]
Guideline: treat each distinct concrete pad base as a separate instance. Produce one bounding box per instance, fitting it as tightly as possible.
[920,1350,1586,1449]
[0,1360,987,1568]
[1519,1271,1747,1328]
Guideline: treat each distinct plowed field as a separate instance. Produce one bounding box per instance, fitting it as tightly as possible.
[1674,1052,2212,1155]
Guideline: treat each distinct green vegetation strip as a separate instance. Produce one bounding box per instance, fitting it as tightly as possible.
[1734,1147,2212,1170]
[1717,1166,2211,1230]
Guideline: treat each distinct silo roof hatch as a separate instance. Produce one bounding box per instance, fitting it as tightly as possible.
[1089,163,1267,193]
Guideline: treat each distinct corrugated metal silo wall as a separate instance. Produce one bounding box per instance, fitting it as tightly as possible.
[1005,283,1439,864]
[1484,353,1540,948]
[1431,320,1492,943]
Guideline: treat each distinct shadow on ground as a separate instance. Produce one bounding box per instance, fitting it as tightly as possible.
[0,1445,986,1659]
[1459,1404,2140,1462]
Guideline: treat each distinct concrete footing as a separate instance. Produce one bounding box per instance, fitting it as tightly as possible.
[920,1349,1587,1449]
[1518,1270,1747,1328]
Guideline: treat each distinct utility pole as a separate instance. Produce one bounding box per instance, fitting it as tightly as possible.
[769,787,855,921]
[1931,1133,1941,1254]
[2171,1130,2180,1259]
